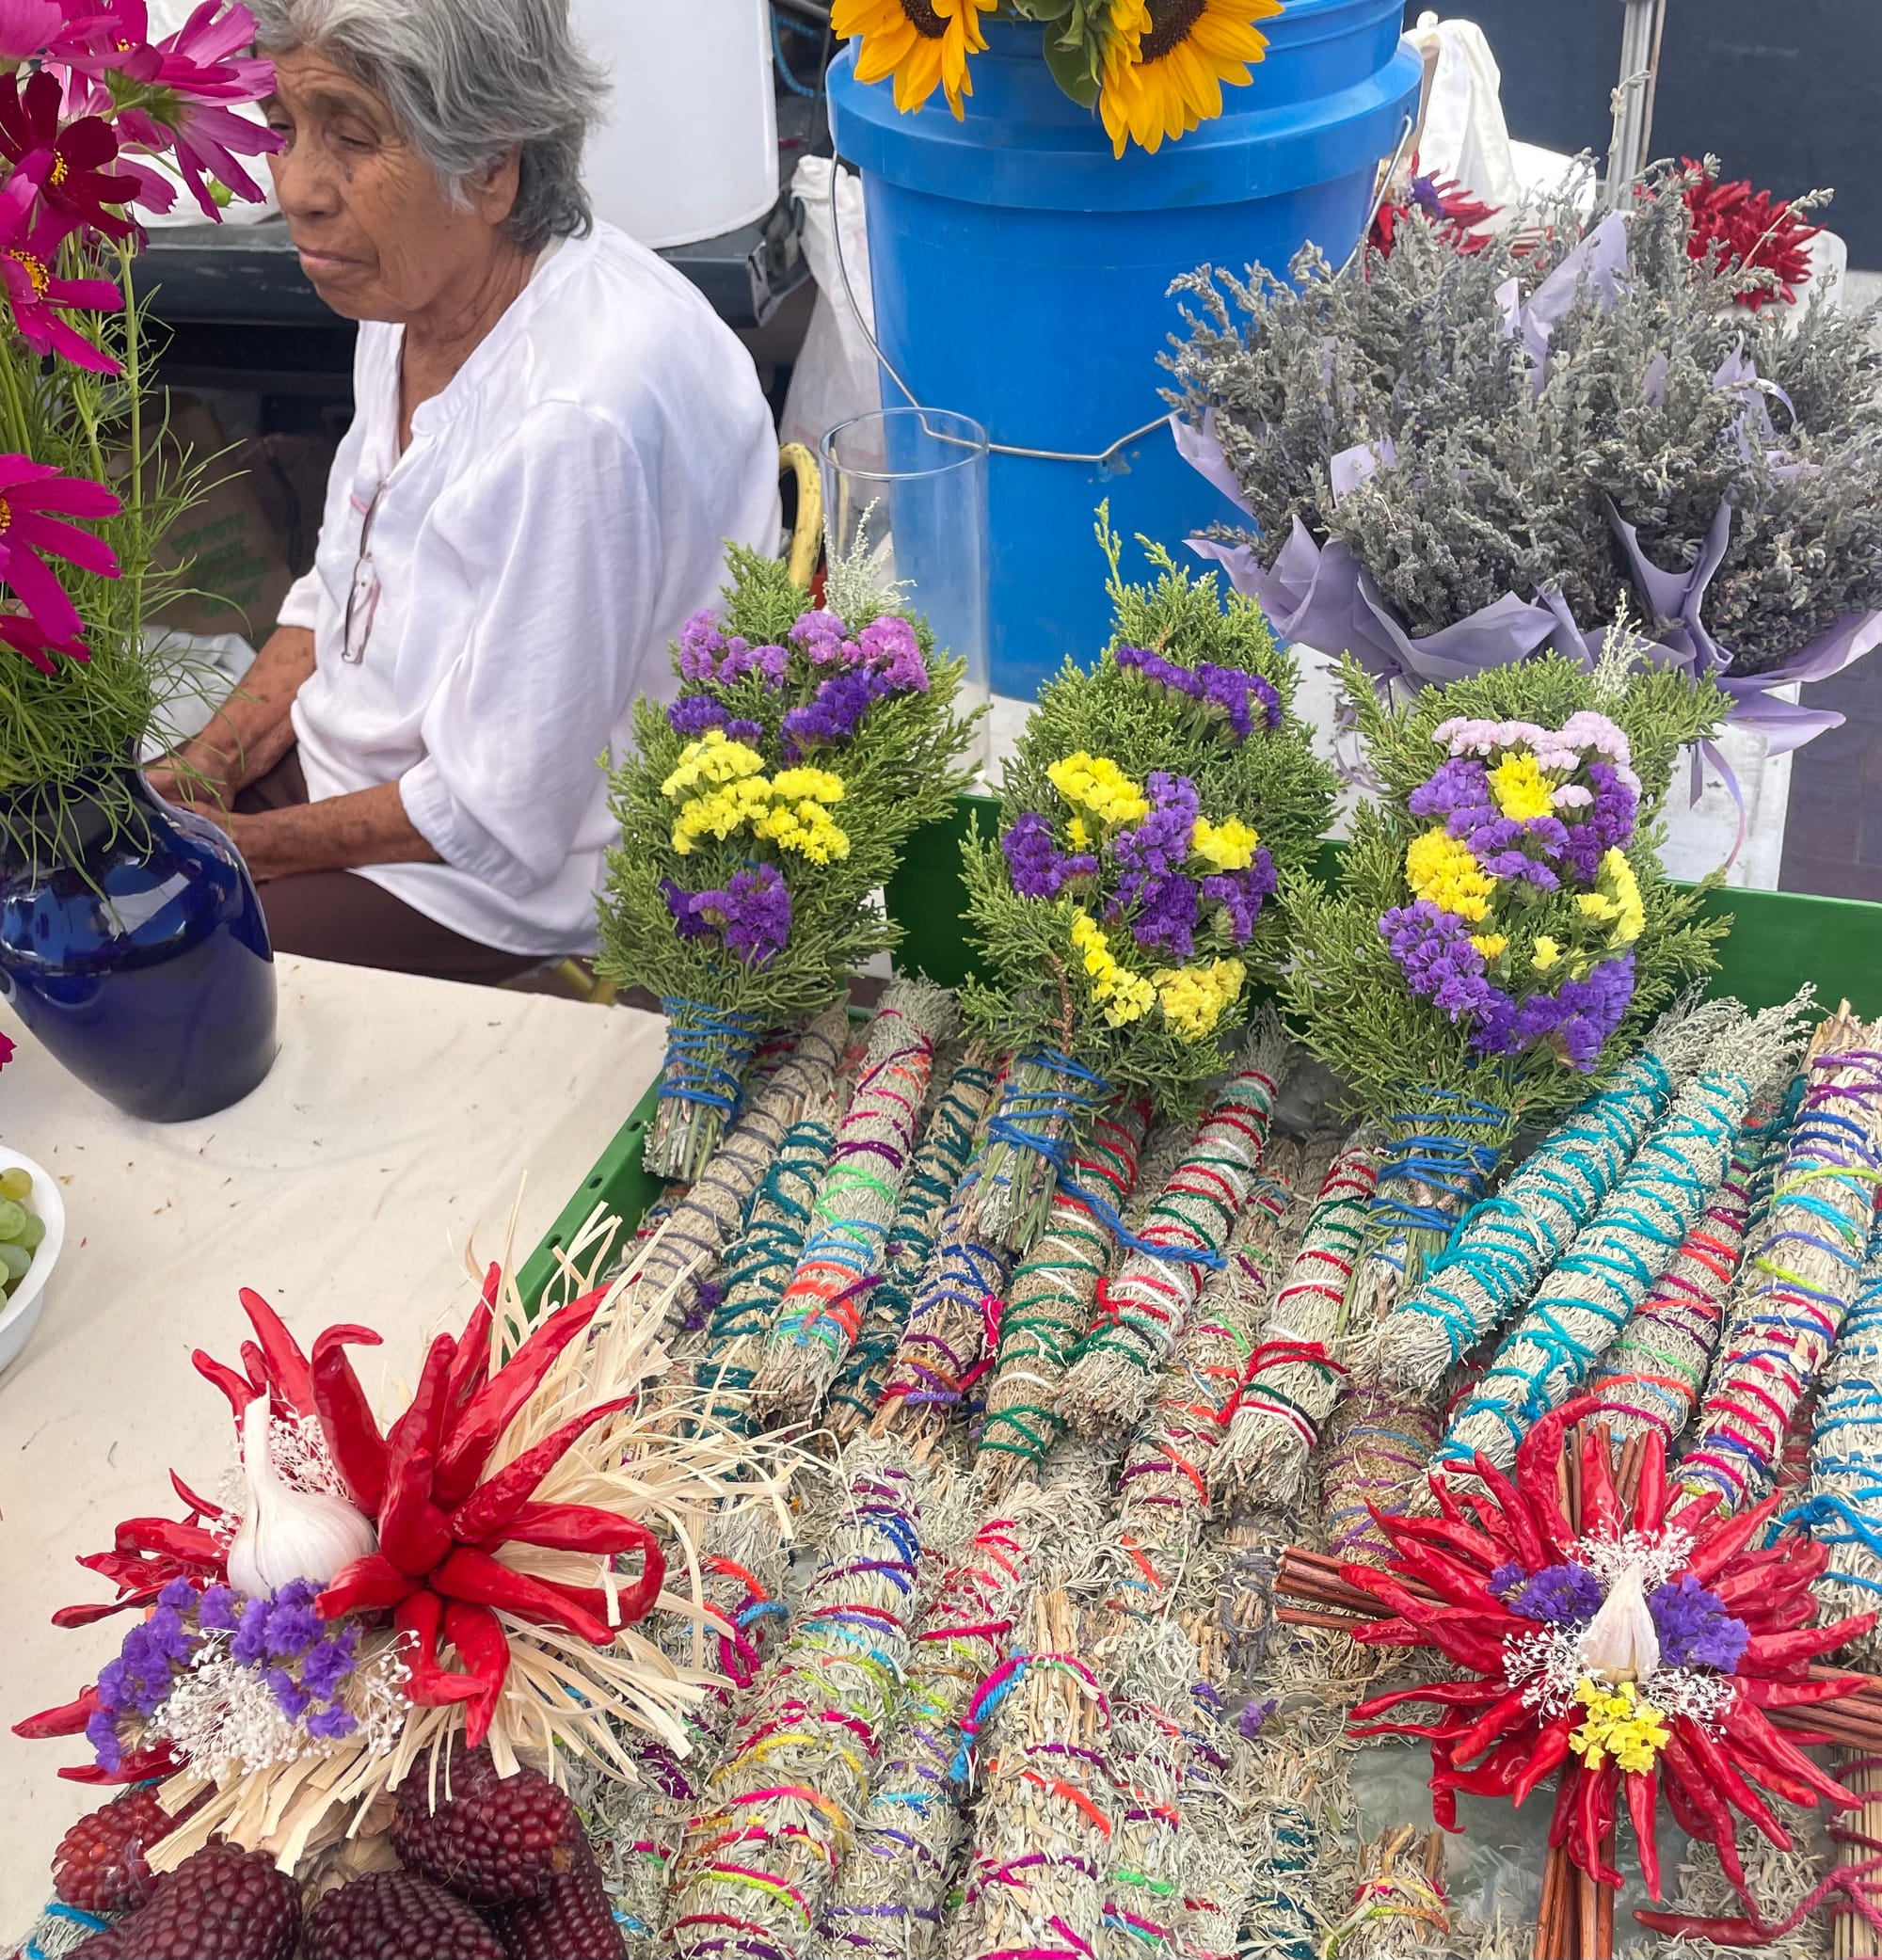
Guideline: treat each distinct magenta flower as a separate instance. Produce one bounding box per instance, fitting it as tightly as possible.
[0,1031,13,1071]
[0,457,122,644]
[0,610,91,676]
[0,178,123,373]
[0,71,143,240]
[0,0,68,62]
[114,97,279,220]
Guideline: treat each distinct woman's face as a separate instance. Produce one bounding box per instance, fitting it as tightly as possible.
[263,45,522,325]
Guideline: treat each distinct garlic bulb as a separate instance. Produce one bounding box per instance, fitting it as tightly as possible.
[227,1397,378,1598]
[1575,1563,1660,1684]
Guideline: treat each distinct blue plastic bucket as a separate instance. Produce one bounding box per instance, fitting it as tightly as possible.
[828,5,1421,697]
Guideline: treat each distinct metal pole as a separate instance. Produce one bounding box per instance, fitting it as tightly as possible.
[1603,0,1667,210]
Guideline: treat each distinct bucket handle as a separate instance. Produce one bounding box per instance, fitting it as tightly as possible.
[825,112,1414,469]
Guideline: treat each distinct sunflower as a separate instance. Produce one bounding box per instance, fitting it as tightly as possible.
[1098,0,1284,157]
[835,0,1001,118]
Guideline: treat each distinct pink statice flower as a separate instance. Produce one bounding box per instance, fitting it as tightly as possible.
[0,175,124,373]
[0,455,122,644]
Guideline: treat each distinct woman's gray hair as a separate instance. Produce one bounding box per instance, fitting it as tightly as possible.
[250,0,611,251]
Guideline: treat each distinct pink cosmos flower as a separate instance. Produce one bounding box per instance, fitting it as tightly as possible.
[114,97,278,218]
[0,457,122,645]
[0,70,143,240]
[0,176,123,374]
[0,0,68,63]
[0,609,90,676]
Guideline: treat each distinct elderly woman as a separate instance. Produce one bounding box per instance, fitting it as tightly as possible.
[157,0,780,984]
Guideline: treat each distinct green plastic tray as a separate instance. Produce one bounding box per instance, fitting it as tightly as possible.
[517,792,1882,1305]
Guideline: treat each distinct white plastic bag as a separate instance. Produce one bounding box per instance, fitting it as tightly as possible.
[1405,14,1523,223]
[779,156,881,454]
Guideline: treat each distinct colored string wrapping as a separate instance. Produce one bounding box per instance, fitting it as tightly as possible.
[689,1108,840,1430]
[1683,1015,1882,1509]
[1236,1744,1324,1960]
[1590,1081,1797,1445]
[812,1498,1050,1960]
[1321,1825,1450,1960]
[826,1047,1003,1440]
[1441,1051,1783,1472]
[1216,1133,1380,1506]
[1320,1373,1443,1570]
[664,1443,932,1960]
[649,998,769,1183]
[1384,1013,1725,1392]
[1791,1213,1882,1657]
[630,1007,852,1331]
[609,1519,797,1957]
[755,981,957,1415]
[1175,1685,1263,1960]
[976,1049,1118,1252]
[1101,1632,1208,1960]
[977,1098,1153,1490]
[951,1589,1116,1960]
[1057,1046,1286,1440]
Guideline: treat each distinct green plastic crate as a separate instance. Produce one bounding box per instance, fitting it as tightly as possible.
[517,792,1882,1305]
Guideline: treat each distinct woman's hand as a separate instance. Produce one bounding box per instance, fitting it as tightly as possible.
[212,784,441,884]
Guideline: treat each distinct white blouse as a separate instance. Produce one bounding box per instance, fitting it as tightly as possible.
[280,221,782,957]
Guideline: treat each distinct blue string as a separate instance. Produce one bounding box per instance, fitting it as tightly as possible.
[985,1049,1109,1179]
[770,6,822,95]
[658,999,763,1117]
[1366,1094,1509,1263]
[26,1904,110,1959]
[1055,1171,1227,1271]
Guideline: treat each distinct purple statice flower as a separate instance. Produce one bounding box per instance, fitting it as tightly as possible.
[1001,811,1097,900]
[668,693,729,739]
[720,639,788,686]
[678,610,726,681]
[1115,644,1202,698]
[1411,755,1496,829]
[198,1584,240,1632]
[305,1705,359,1741]
[262,1580,324,1660]
[1237,1697,1279,1741]
[1553,952,1635,1069]
[1203,850,1277,946]
[298,1624,360,1703]
[1558,761,1639,884]
[662,879,712,942]
[858,614,929,693]
[789,609,853,665]
[694,865,792,966]
[781,667,887,757]
[1650,1573,1749,1671]
[87,1707,124,1774]
[231,1596,273,1668]
[1114,773,1203,956]
[266,1666,311,1723]
[1380,901,1497,1023]
[1488,1560,1528,1601]
[1198,661,1281,739]
[726,718,764,742]
[158,1576,198,1613]
[1467,813,1566,889]
[1508,1561,1605,1626]
[1124,872,1201,958]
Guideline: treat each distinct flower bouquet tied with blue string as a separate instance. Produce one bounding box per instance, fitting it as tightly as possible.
[961,514,1335,1249]
[598,543,982,1182]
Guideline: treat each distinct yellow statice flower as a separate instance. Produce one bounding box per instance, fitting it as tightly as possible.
[1048,752,1150,828]
[1070,909,1156,1027]
[1067,814,1093,851]
[1152,959,1248,1043]
[672,777,774,855]
[1191,816,1260,872]
[1487,751,1558,822]
[769,767,845,807]
[662,728,766,801]
[1471,932,1508,962]
[1567,1678,1670,1777]
[1531,936,1563,974]
[1575,851,1644,947]
[1404,827,1496,924]
[755,798,850,865]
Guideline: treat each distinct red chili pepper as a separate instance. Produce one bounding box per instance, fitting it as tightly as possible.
[1547,1758,1578,1848]
[377,1448,455,1578]
[317,1553,421,1620]
[1742,1614,1876,1673]
[1351,1681,1503,1723]
[447,1394,636,1543]
[239,1342,275,1410]
[58,1743,180,1786]
[168,1471,223,1523]
[114,1517,225,1566]
[443,1601,511,1748]
[1686,1490,1788,1586]
[1634,1910,1766,1947]
[1662,1729,1746,1886]
[1453,1484,1520,1562]
[1514,1408,1577,1556]
[429,1547,617,1645]
[1632,1429,1667,1536]
[1378,1509,1500,1574]
[1576,1760,1621,1888]
[1718,1697,1860,1808]
[1677,1712,1791,1844]
[395,1590,484,1707]
[52,1585,171,1629]
[1510,1713,1575,1808]
[1578,1426,1621,1540]
[431,1287,607,1505]
[442,1266,502,1415]
[11,1687,103,1740]
[1448,1683,1538,1764]
[237,1288,315,1414]
[192,1349,259,1423]
[311,1325,390,1512]
[76,1548,167,1588]
[1627,1767,1661,1899]
[1464,1451,1549,1568]
[384,1333,456,1482]
[484,1501,658,1559]
[1739,1673,1868,1710]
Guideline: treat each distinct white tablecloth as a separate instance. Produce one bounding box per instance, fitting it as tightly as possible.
[0,957,664,1937]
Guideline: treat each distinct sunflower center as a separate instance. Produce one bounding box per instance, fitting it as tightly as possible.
[8,251,48,298]
[1140,0,1207,62]
[898,0,949,37]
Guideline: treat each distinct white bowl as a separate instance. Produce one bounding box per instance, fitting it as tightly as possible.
[0,1146,64,1376]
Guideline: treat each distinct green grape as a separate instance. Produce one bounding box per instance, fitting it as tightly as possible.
[0,1242,29,1283]
[0,1168,30,1203]
[0,1200,24,1243]
[17,1213,43,1251]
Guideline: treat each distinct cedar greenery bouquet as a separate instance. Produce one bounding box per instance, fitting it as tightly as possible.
[598,545,981,1181]
[960,516,1335,1245]
[1168,160,1882,754]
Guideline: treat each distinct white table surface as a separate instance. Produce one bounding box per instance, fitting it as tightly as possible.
[0,956,664,1936]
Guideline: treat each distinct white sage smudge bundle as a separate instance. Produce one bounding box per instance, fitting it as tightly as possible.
[827,1046,1003,1438]
[664,1442,931,1960]
[1439,999,1810,1473]
[1217,1132,1380,1505]
[1380,1000,1734,1393]
[1057,1030,1288,1439]
[1319,1824,1451,1960]
[1589,1082,1795,1444]
[1102,1627,1199,1960]
[977,1097,1153,1490]
[1236,1731,1332,1960]
[1684,1008,1882,1510]
[755,980,959,1415]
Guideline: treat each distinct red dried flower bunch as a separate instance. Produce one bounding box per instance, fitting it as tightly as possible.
[1682,157,1823,310]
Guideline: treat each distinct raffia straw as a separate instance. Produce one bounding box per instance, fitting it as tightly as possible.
[1219,1132,1380,1506]
[812,1487,1059,1960]
[827,1046,1004,1439]
[663,1441,932,1960]
[1323,1825,1450,1960]
[626,1006,853,1331]
[951,1590,1116,1960]
[1440,998,1813,1472]
[754,982,959,1416]
[977,1097,1154,1490]
[1380,999,1736,1394]
[1683,1007,1882,1510]
[1590,1079,1796,1444]
[1056,1027,1289,1439]
[687,1105,840,1430]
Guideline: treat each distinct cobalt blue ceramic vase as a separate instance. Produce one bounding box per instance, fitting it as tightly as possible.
[0,763,277,1121]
